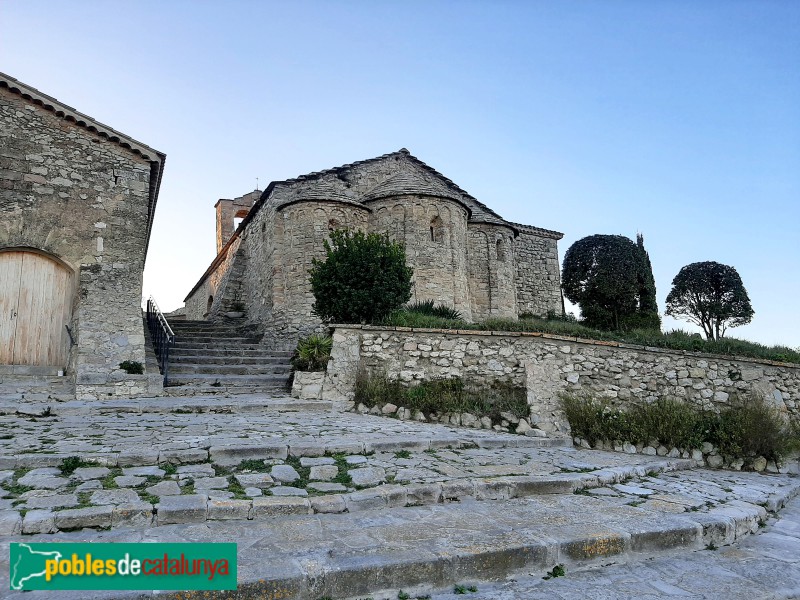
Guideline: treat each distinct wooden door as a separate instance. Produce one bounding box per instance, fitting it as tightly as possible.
[0,250,72,366]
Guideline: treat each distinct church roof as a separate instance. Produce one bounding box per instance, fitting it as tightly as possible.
[361,170,463,204]
[0,71,166,254]
[275,179,359,210]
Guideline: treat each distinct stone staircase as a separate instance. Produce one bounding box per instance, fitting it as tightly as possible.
[0,365,74,402]
[163,320,293,395]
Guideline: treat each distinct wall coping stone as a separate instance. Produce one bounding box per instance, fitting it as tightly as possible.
[331,324,799,369]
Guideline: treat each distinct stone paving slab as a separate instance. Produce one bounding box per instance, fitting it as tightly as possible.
[0,401,569,469]
[2,401,800,534]
[0,394,330,416]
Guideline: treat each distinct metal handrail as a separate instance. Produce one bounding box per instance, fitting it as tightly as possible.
[146,296,175,386]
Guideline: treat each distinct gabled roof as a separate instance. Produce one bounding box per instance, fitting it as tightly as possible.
[0,72,166,253]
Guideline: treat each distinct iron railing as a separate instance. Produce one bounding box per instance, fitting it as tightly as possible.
[146,296,175,386]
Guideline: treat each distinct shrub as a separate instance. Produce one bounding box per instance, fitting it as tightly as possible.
[354,371,527,422]
[560,393,795,463]
[292,334,333,372]
[119,360,144,375]
[714,395,790,463]
[309,229,413,324]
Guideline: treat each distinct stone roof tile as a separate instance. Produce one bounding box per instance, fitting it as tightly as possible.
[361,171,461,203]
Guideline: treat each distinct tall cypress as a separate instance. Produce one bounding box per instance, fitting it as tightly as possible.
[636,233,660,328]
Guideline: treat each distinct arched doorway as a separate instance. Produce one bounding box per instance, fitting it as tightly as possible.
[0,249,74,367]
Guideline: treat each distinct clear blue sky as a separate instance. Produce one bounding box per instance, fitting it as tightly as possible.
[3,0,798,347]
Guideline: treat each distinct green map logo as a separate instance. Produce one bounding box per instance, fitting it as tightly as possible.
[9,542,237,591]
[10,543,63,590]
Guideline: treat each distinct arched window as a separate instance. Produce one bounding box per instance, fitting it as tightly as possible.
[206,295,214,315]
[328,218,340,231]
[430,216,444,243]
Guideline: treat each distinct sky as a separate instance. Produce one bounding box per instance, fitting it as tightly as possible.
[3,0,798,347]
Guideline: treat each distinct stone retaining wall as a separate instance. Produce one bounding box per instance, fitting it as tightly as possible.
[323,326,800,436]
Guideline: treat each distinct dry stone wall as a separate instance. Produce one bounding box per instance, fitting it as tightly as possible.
[323,325,800,435]
[0,85,157,399]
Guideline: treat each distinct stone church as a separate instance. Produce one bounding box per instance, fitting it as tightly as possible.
[185,149,563,346]
[0,72,165,399]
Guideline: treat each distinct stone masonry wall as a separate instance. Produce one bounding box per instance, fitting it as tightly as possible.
[323,326,800,435]
[371,195,471,319]
[269,201,370,344]
[467,223,517,320]
[514,229,562,317]
[184,234,245,321]
[0,85,154,399]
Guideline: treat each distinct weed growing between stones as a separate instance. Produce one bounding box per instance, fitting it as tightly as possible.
[330,454,353,487]
[161,462,177,476]
[395,450,412,459]
[140,492,159,505]
[542,564,566,580]
[237,459,270,472]
[453,583,478,593]
[213,464,232,477]
[59,456,91,476]
[101,469,122,489]
[226,476,249,500]
[284,456,310,488]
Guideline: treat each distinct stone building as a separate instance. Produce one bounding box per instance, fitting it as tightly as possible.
[0,72,165,399]
[184,149,562,345]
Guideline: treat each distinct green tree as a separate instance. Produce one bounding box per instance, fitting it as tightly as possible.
[665,261,754,340]
[309,229,413,324]
[561,234,661,331]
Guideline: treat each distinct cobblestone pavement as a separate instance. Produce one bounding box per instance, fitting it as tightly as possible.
[1,396,799,599]
[430,495,800,600]
[2,397,797,534]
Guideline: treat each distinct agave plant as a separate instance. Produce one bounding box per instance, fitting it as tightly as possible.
[292,334,333,372]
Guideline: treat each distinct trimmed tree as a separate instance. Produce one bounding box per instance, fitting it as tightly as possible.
[309,229,413,324]
[665,261,754,340]
[561,234,661,331]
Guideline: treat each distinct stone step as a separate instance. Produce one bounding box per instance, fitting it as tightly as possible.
[162,384,292,396]
[168,354,290,365]
[168,363,292,375]
[172,336,262,345]
[0,365,63,376]
[0,374,74,401]
[171,341,278,351]
[2,474,797,600]
[166,373,291,387]
[169,351,292,362]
